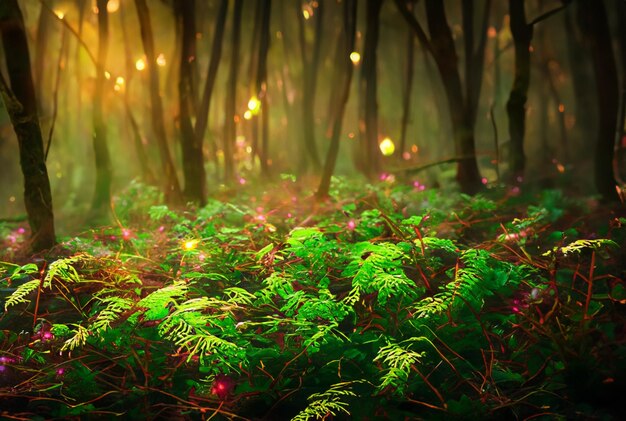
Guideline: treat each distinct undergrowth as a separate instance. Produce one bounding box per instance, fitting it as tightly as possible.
[0,177,624,420]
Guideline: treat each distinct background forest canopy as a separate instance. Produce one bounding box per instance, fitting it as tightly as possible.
[1,0,625,236]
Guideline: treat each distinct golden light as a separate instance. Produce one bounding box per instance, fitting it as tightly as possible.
[556,163,565,173]
[558,103,565,113]
[107,0,120,13]
[182,239,200,251]
[247,96,261,115]
[302,4,313,19]
[54,9,65,19]
[104,71,111,79]
[116,76,124,85]
[135,58,146,71]
[350,52,361,64]
[379,137,395,156]
[156,53,167,67]
[243,110,253,120]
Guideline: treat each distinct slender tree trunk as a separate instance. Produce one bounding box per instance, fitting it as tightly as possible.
[34,2,52,115]
[0,0,56,251]
[399,0,416,158]
[257,0,271,177]
[359,0,383,178]
[425,0,483,194]
[316,0,357,199]
[577,0,620,201]
[120,0,155,184]
[506,0,532,182]
[175,0,205,205]
[194,0,228,170]
[90,0,113,217]
[298,0,324,172]
[135,0,182,204]
[223,0,243,183]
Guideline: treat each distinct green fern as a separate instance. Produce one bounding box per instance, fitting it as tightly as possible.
[44,254,91,287]
[61,324,91,352]
[291,381,358,421]
[129,281,188,323]
[543,238,618,257]
[4,278,40,310]
[374,337,426,394]
[91,296,134,332]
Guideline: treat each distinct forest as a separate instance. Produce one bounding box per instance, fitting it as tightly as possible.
[0,0,625,419]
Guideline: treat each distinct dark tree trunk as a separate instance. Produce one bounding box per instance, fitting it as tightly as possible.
[399,0,416,158]
[90,0,113,218]
[135,0,182,204]
[257,0,271,178]
[120,0,155,184]
[506,0,532,182]
[195,0,228,175]
[0,0,56,251]
[316,0,357,200]
[359,0,383,178]
[297,0,324,173]
[223,0,243,183]
[577,0,620,201]
[175,0,205,205]
[425,0,483,194]
[395,0,484,194]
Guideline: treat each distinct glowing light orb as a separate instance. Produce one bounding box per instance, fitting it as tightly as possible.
[107,0,120,13]
[156,53,167,67]
[116,76,124,85]
[243,110,253,120]
[104,71,111,79]
[247,96,261,115]
[135,58,146,71]
[349,52,361,64]
[182,239,200,251]
[54,10,65,19]
[379,137,395,156]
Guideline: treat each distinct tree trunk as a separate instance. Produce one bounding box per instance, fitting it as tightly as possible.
[399,0,416,158]
[316,0,357,199]
[425,0,483,194]
[223,0,243,183]
[359,0,383,179]
[577,0,620,201]
[257,0,271,178]
[298,0,324,173]
[175,0,205,205]
[90,0,113,218]
[194,0,228,175]
[506,0,532,182]
[0,0,56,251]
[135,0,182,204]
[34,2,52,115]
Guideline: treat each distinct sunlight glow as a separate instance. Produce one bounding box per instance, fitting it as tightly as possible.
[135,58,146,71]
[156,54,167,67]
[350,52,361,64]
[54,10,65,19]
[243,110,253,120]
[107,0,120,13]
[182,239,200,251]
[379,137,395,156]
[247,96,261,115]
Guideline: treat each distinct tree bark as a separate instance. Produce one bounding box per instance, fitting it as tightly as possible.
[223,0,243,183]
[0,0,56,251]
[316,0,357,199]
[399,0,416,158]
[175,0,205,205]
[297,0,324,172]
[135,0,182,204]
[91,0,113,218]
[577,0,620,201]
[359,0,383,179]
[505,0,532,182]
[257,0,271,178]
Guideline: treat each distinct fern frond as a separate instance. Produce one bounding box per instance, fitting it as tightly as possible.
[374,338,426,393]
[544,238,618,257]
[130,281,188,323]
[91,296,134,332]
[291,381,357,421]
[61,324,91,352]
[222,287,256,305]
[4,279,40,310]
[44,254,91,287]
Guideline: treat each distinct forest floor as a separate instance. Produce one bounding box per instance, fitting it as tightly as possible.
[0,177,625,420]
